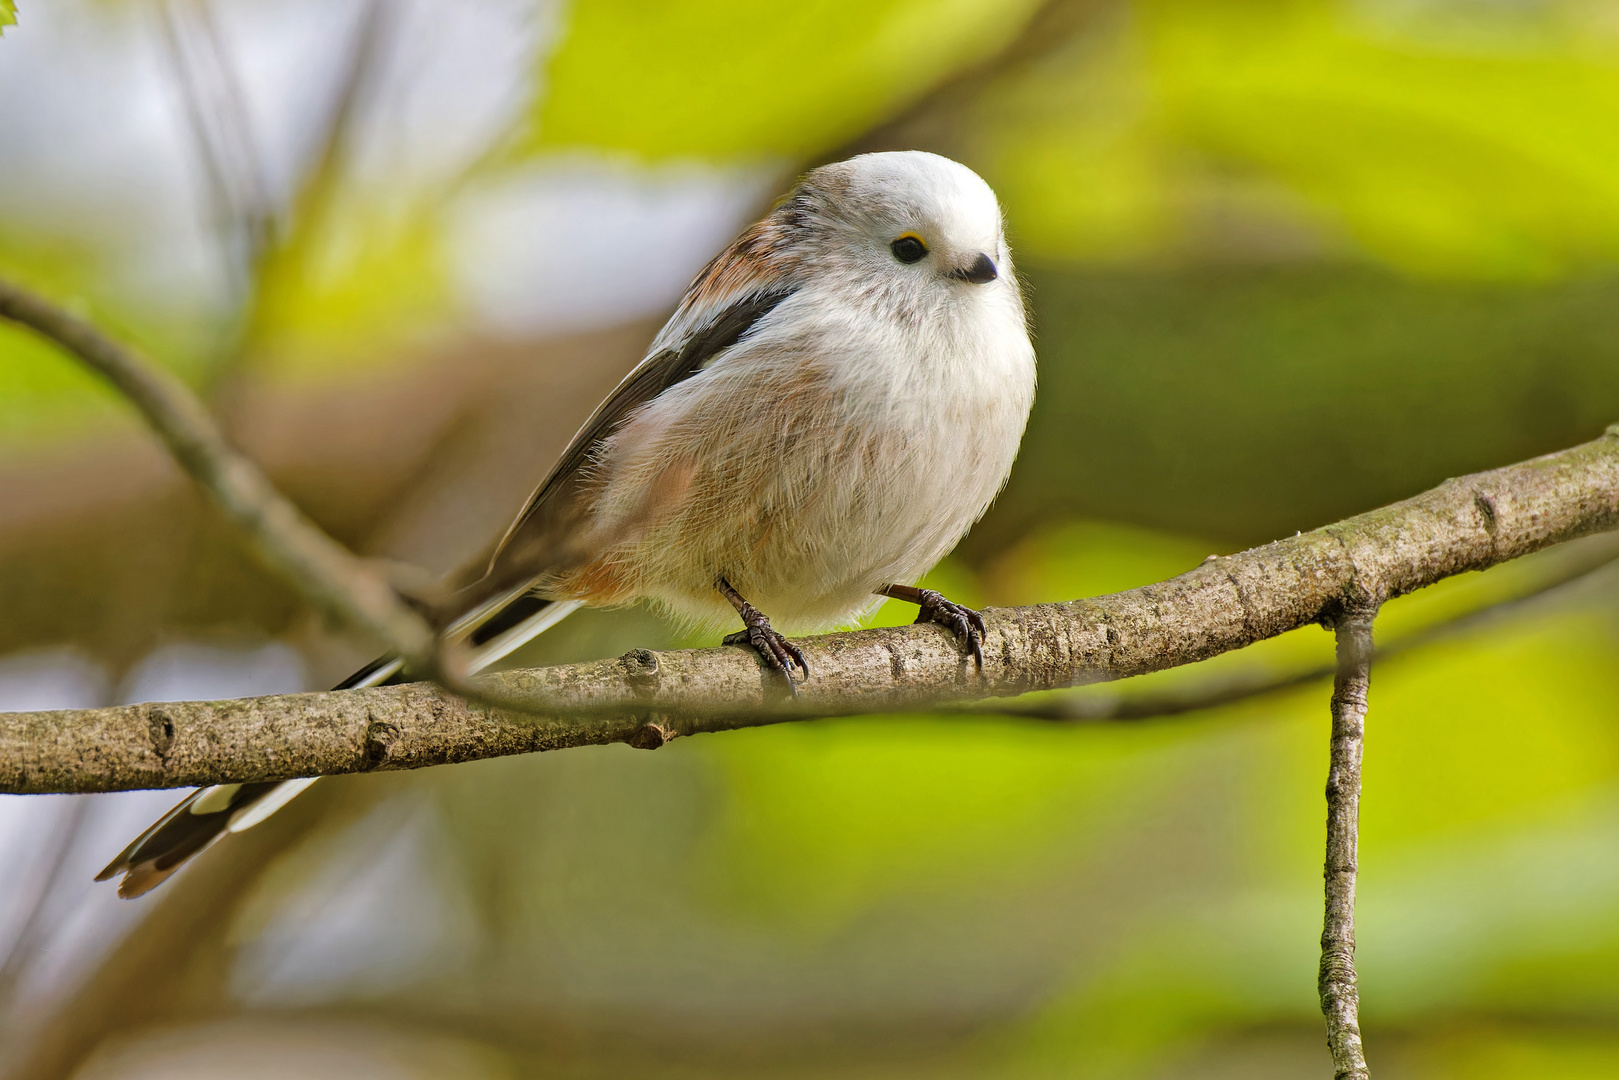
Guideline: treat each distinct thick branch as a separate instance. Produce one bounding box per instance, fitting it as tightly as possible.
[3,428,1616,795]
[0,278,435,667]
[1320,607,1375,1079]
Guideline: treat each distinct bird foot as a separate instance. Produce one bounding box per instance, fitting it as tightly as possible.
[724,613,809,695]
[912,588,987,669]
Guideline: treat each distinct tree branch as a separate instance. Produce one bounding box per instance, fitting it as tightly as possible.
[1320,606,1375,1079]
[3,426,1616,795]
[0,278,436,669]
[3,263,1618,798]
[972,532,1619,722]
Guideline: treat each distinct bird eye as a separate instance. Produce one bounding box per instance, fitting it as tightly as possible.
[890,234,928,264]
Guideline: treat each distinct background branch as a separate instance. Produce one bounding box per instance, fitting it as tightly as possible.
[157,0,276,301]
[0,278,436,670]
[1,781,352,1080]
[829,0,1110,160]
[0,799,89,1015]
[234,0,391,351]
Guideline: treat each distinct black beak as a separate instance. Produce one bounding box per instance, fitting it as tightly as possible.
[952,252,998,285]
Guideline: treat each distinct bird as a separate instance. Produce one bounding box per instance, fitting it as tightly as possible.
[96,150,1037,898]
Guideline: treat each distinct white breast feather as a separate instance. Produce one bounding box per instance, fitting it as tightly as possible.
[570,246,1035,633]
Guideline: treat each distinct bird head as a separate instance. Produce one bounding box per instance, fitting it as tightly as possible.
[791,151,1012,301]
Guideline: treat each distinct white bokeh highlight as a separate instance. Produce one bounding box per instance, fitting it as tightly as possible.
[447,155,781,336]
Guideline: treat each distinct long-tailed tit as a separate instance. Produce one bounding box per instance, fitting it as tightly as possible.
[98,151,1037,897]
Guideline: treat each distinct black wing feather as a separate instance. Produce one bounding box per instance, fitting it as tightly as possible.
[472,285,795,598]
[509,287,793,539]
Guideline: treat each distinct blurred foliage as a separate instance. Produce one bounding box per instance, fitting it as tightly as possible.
[5,1,1619,1078]
[245,209,454,381]
[982,266,1619,549]
[977,0,1619,274]
[0,3,14,35]
[0,321,124,450]
[14,0,1619,437]
[0,221,212,449]
[1141,0,1619,277]
[530,0,1047,160]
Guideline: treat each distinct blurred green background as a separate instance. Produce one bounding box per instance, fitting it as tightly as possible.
[2,1,1619,1077]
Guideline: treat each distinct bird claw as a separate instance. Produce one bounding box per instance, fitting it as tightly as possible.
[913,588,986,670]
[724,618,809,696]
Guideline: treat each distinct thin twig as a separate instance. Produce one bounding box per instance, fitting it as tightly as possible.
[0,276,677,718]
[0,799,89,1019]
[1320,605,1375,1079]
[0,278,436,670]
[230,0,391,351]
[828,0,1111,160]
[156,0,276,297]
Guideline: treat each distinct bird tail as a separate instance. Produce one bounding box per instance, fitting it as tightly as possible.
[94,590,580,899]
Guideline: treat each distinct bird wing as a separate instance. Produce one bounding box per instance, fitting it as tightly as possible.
[465,236,800,607]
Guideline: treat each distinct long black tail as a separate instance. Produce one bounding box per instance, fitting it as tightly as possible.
[95,593,578,898]
[91,658,409,898]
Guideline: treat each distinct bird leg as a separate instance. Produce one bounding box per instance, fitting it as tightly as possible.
[877,583,986,669]
[717,577,809,693]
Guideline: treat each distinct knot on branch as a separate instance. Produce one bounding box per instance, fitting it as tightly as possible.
[626,720,675,750]
[362,716,402,768]
[1318,599,1381,636]
[1474,489,1499,537]
[146,709,176,760]
[621,648,660,691]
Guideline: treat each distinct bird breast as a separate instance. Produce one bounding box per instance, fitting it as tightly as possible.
[553,285,1036,633]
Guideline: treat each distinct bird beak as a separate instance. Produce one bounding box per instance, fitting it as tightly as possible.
[951,253,998,285]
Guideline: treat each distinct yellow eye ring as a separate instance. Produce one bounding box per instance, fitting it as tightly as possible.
[890,233,928,264]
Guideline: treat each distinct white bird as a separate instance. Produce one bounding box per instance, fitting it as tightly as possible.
[97,150,1037,898]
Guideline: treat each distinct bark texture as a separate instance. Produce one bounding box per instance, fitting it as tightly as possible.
[1320,608,1375,1080]
[4,428,1617,796]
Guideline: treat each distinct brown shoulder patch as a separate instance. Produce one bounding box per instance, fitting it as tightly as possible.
[680,190,810,315]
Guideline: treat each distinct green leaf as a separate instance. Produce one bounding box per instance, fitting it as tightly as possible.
[0,1,15,34]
